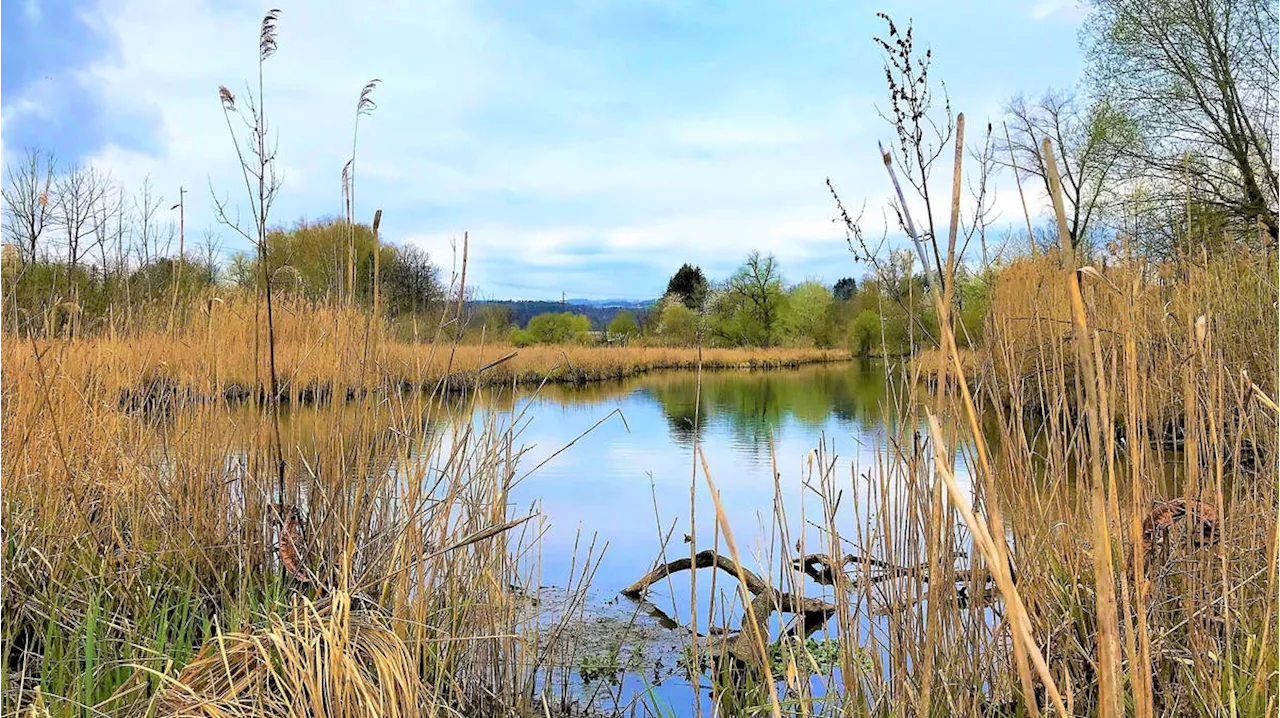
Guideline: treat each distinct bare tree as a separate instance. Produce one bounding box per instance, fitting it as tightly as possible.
[196,229,225,285]
[1083,0,1279,242]
[1003,90,1136,249]
[91,183,126,280]
[2,148,56,263]
[52,165,113,271]
[132,177,166,269]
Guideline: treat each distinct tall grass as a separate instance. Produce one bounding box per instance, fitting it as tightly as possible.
[616,125,1277,716]
[1,329,600,715]
[2,9,1276,716]
[0,295,845,409]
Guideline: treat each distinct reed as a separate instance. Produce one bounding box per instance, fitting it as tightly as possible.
[620,112,1277,717]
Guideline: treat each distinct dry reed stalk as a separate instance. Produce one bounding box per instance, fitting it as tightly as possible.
[695,445,783,718]
[1043,136,1124,717]
[925,412,1069,716]
[880,111,1042,712]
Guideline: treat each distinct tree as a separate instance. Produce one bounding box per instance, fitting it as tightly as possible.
[664,263,708,310]
[1082,0,1278,242]
[607,310,639,338]
[526,312,591,344]
[656,300,699,346]
[722,251,784,346]
[833,277,857,301]
[52,164,114,271]
[1003,90,1137,248]
[2,148,56,264]
[876,248,918,301]
[382,243,443,317]
[228,251,256,289]
[778,281,834,346]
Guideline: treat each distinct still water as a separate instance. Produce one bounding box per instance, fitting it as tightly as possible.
[255,360,967,713]
[470,361,951,713]
[499,361,909,596]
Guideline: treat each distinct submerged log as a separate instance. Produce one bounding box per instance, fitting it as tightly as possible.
[622,549,836,665]
[623,547,1009,667]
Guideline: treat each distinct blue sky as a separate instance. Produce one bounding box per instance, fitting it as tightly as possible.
[2,0,1089,300]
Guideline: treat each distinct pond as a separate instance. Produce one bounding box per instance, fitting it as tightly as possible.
[225,360,984,714]
[462,360,960,713]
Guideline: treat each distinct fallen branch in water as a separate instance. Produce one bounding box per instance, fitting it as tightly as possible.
[621,549,836,665]
[622,547,1005,666]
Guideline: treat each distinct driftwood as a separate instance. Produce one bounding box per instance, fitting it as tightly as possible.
[621,550,837,665]
[622,547,1011,668]
[622,547,999,667]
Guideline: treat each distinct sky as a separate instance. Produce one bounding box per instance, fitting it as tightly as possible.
[2,0,1091,300]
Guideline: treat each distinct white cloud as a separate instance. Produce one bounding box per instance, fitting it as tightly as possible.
[67,0,1058,297]
[72,0,884,293]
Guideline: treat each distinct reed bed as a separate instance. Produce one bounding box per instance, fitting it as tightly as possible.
[612,132,1277,715]
[1,296,845,411]
[3,255,1277,716]
[1,334,604,716]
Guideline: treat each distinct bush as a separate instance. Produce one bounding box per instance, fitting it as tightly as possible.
[656,301,699,346]
[607,311,639,338]
[509,328,536,347]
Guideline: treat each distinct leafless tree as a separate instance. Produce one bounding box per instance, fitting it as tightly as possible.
[1083,0,1279,242]
[964,121,1003,267]
[2,148,56,263]
[1003,90,1135,249]
[91,183,126,280]
[51,164,113,272]
[131,177,168,269]
[195,229,225,285]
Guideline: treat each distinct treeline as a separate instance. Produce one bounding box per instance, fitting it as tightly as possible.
[0,158,447,336]
[498,252,989,355]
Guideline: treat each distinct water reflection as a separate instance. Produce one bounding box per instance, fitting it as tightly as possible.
[205,361,958,715]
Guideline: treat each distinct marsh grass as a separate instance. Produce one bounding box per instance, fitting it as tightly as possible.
[1,296,845,409]
[0,329,610,716]
[2,8,1276,716]
[621,125,1277,717]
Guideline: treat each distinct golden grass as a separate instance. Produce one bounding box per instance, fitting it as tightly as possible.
[0,295,846,405]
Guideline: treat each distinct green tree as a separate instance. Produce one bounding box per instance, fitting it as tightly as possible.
[607,310,639,338]
[1082,0,1278,242]
[719,251,784,346]
[850,310,882,357]
[665,263,709,310]
[778,281,834,347]
[656,300,699,346]
[526,312,591,344]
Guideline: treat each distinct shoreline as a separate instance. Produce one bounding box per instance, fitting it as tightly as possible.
[107,344,854,411]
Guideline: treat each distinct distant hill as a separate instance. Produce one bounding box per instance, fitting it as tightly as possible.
[475,298,658,330]
[563,298,653,309]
